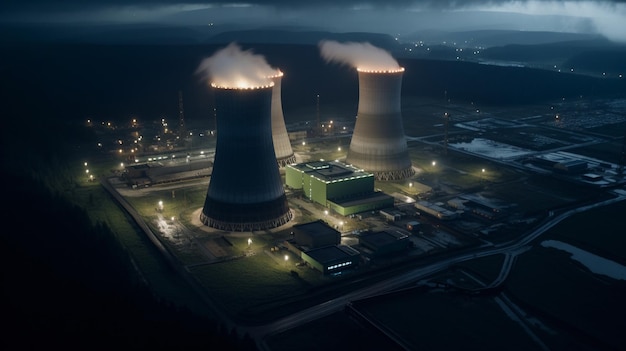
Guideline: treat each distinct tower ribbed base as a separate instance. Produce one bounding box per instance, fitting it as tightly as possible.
[200,195,293,232]
[277,154,297,167]
[371,166,415,181]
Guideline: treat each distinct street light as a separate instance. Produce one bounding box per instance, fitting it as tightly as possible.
[158,200,163,212]
[248,238,252,246]
[284,255,289,261]
[432,161,436,166]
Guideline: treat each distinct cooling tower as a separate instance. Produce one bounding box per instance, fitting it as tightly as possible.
[200,84,293,231]
[346,68,414,181]
[269,71,296,167]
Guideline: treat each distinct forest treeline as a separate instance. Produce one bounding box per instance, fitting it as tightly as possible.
[0,118,256,350]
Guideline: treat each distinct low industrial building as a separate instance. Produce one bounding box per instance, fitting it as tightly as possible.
[554,160,588,174]
[124,159,212,186]
[406,221,421,232]
[414,200,459,220]
[301,245,360,275]
[582,173,603,182]
[285,161,394,215]
[379,208,404,222]
[292,220,341,249]
[358,230,410,256]
[459,194,507,221]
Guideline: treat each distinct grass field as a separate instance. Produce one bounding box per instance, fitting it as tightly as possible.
[188,250,333,322]
[538,199,626,260]
[506,247,626,350]
[504,199,626,350]
[69,183,218,319]
[350,288,541,351]
[264,310,402,351]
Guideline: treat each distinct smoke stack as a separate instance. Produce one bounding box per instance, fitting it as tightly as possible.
[269,71,296,167]
[346,68,414,180]
[200,84,293,231]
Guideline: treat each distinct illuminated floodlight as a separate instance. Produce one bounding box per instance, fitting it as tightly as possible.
[248,238,252,246]
[432,161,436,166]
[284,255,289,261]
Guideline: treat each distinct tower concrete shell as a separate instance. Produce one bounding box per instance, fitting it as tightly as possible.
[269,72,296,167]
[200,85,292,231]
[346,69,414,181]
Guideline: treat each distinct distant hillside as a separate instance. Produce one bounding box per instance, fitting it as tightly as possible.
[206,29,397,48]
[562,49,626,75]
[480,38,617,62]
[404,29,604,47]
[2,42,624,127]
[399,57,626,105]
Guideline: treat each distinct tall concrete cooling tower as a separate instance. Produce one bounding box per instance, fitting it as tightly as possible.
[269,71,296,167]
[200,84,293,231]
[346,68,414,181]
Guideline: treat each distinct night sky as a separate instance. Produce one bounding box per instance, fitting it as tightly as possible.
[1,1,625,43]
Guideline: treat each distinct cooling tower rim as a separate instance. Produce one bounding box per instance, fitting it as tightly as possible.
[267,70,284,79]
[210,82,274,90]
[356,67,405,74]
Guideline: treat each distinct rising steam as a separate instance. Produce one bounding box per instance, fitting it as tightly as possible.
[318,40,401,72]
[195,42,277,89]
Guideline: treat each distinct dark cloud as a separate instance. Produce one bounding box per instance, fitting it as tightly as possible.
[1,0,625,43]
[4,0,622,13]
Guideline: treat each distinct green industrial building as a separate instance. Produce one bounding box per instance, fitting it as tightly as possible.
[285,161,394,215]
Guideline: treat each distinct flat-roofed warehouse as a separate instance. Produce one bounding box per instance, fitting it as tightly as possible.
[359,230,410,256]
[285,161,394,215]
[292,220,340,249]
[301,245,360,275]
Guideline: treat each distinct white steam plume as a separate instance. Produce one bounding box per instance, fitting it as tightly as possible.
[318,40,400,72]
[195,42,276,89]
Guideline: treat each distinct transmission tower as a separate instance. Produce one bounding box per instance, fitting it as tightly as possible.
[178,90,186,136]
[443,112,450,155]
[619,132,626,175]
[316,94,321,136]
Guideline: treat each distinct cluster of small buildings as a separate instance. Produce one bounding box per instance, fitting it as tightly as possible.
[284,220,411,275]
